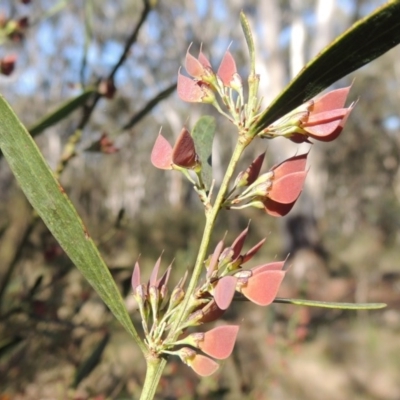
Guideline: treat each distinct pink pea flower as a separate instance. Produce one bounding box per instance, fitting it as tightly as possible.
[151,127,199,170]
[235,261,286,306]
[299,86,355,142]
[247,153,307,217]
[188,325,239,360]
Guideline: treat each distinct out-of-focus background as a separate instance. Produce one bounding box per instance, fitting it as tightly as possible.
[1,1,400,399]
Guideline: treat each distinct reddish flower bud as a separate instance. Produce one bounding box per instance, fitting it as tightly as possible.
[197,299,225,324]
[85,133,118,154]
[231,227,249,261]
[242,238,266,263]
[98,78,116,99]
[207,239,224,278]
[172,128,199,169]
[234,152,265,189]
[131,261,141,290]
[0,54,16,76]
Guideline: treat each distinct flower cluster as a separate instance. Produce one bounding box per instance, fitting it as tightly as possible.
[142,35,355,379]
[131,227,285,376]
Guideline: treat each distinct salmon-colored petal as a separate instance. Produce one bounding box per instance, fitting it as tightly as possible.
[307,106,353,142]
[185,48,206,78]
[217,50,237,86]
[214,276,237,310]
[240,270,285,306]
[151,132,172,169]
[189,354,219,376]
[268,171,307,204]
[272,153,308,180]
[177,72,204,102]
[198,49,212,69]
[305,108,348,125]
[312,86,351,113]
[252,261,285,275]
[200,325,239,359]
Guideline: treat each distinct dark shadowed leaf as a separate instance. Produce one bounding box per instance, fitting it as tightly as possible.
[253,1,400,133]
[73,333,110,388]
[192,115,216,190]
[29,88,96,136]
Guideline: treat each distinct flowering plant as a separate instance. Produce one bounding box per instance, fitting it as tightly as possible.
[0,3,399,400]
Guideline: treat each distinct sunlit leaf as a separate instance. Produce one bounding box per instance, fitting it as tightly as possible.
[0,95,144,351]
[253,1,400,133]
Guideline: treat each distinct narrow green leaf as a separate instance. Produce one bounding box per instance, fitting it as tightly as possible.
[0,94,144,352]
[0,336,24,359]
[29,89,96,136]
[253,0,400,133]
[39,0,69,21]
[192,115,216,191]
[273,297,386,310]
[240,11,255,74]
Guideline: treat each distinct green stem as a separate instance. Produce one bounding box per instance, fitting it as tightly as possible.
[172,138,248,333]
[139,357,167,400]
[137,138,248,399]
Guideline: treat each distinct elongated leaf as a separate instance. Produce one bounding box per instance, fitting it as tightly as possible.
[0,95,144,351]
[273,297,386,310]
[191,115,216,190]
[29,89,96,136]
[253,0,400,133]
